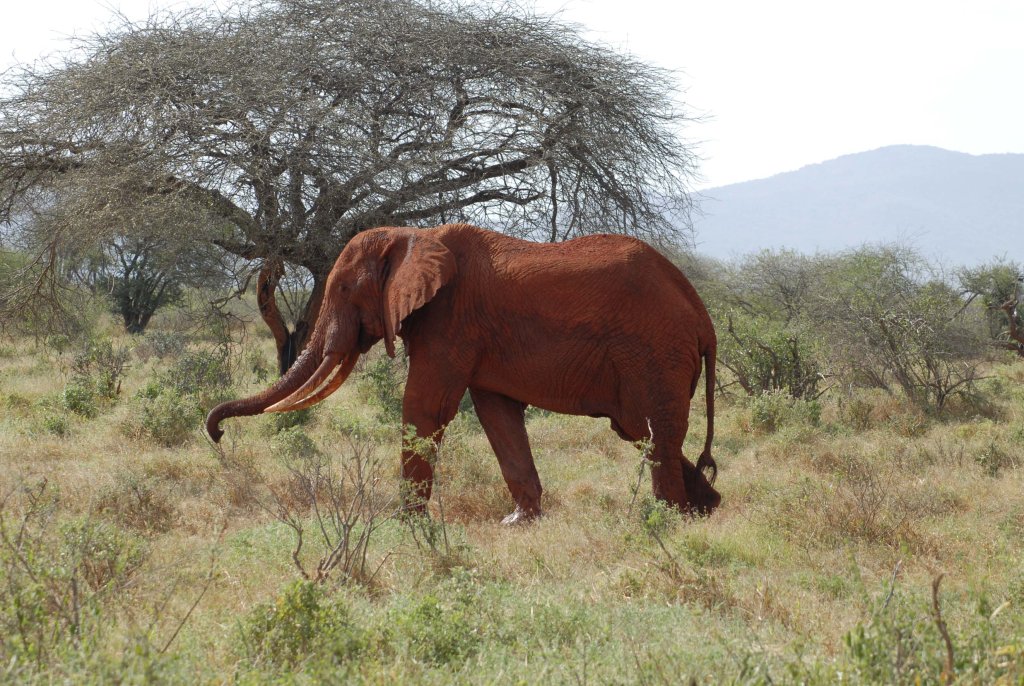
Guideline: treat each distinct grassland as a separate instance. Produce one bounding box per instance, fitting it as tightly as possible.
[1,312,1023,684]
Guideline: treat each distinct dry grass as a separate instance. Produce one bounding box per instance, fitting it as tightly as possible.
[1,327,1023,683]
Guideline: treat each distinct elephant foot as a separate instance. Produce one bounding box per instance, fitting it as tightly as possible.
[501,505,541,526]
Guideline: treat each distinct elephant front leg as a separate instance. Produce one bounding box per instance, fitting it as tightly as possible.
[469,388,543,525]
[400,381,464,514]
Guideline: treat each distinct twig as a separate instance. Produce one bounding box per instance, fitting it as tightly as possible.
[881,559,902,611]
[159,525,225,654]
[628,419,654,513]
[931,573,955,685]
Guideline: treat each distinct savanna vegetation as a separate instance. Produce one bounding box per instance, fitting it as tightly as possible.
[0,243,1022,684]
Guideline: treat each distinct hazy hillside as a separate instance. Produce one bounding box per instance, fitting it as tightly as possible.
[693,145,1024,265]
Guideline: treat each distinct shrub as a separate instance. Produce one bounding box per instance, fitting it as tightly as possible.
[815,247,988,411]
[57,518,148,593]
[843,580,1019,685]
[61,380,99,418]
[391,575,483,665]
[41,413,70,437]
[718,312,823,399]
[975,442,1019,477]
[271,426,319,462]
[359,354,406,423]
[750,391,821,433]
[124,346,232,445]
[58,337,131,418]
[122,382,203,447]
[94,471,179,533]
[271,406,316,433]
[159,348,232,408]
[44,333,71,355]
[133,330,188,362]
[265,430,396,585]
[0,481,148,671]
[238,581,369,668]
[71,338,129,399]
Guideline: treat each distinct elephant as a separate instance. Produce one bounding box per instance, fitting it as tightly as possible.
[207,223,720,523]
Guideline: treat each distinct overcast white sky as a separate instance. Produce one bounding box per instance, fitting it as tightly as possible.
[2,0,1022,188]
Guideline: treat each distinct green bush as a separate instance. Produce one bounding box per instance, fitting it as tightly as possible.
[71,338,129,400]
[41,413,70,437]
[393,593,480,665]
[57,337,131,419]
[138,390,202,447]
[975,441,1019,477]
[841,584,1017,685]
[271,426,319,462]
[391,574,483,665]
[140,330,188,361]
[44,333,71,355]
[638,496,679,539]
[124,346,232,445]
[57,518,148,593]
[750,391,821,433]
[718,312,823,399]
[61,380,99,418]
[271,406,316,433]
[0,483,148,672]
[159,348,232,407]
[359,355,406,423]
[95,471,179,533]
[122,382,202,446]
[238,581,368,669]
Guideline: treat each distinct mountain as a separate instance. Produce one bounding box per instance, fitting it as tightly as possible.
[691,145,1024,265]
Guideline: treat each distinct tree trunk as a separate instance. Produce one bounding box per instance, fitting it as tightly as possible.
[998,298,1024,357]
[257,260,327,374]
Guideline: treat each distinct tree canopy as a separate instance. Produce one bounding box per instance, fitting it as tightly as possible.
[0,0,698,365]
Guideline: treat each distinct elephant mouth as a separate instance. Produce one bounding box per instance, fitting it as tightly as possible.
[265,351,358,413]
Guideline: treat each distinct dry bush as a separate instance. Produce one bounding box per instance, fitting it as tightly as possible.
[94,471,179,534]
[261,429,398,586]
[834,389,929,436]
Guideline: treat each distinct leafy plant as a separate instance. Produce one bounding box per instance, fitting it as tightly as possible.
[238,580,369,669]
[0,480,147,670]
[359,354,406,423]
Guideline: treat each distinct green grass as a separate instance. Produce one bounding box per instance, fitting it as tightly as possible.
[1,322,1023,684]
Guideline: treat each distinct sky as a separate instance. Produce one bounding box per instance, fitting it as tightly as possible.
[2,0,1022,189]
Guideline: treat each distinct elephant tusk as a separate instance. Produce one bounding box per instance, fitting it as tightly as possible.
[269,354,358,413]
[265,351,342,413]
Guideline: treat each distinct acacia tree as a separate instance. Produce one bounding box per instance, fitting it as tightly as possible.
[813,247,988,410]
[0,0,697,370]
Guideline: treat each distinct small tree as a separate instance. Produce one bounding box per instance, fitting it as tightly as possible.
[814,246,987,410]
[17,168,235,334]
[958,260,1023,357]
[703,250,825,398]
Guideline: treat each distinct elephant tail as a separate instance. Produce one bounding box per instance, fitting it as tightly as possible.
[695,343,717,485]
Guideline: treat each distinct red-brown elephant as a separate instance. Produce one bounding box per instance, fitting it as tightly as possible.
[207,224,720,523]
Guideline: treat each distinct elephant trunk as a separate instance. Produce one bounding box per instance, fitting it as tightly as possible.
[205,336,325,443]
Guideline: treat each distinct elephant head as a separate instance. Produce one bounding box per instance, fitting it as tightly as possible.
[206,227,456,442]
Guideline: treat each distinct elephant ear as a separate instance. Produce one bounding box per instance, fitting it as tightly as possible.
[381,230,457,358]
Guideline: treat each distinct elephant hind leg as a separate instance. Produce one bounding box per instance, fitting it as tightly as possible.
[469,388,542,524]
[645,417,693,512]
